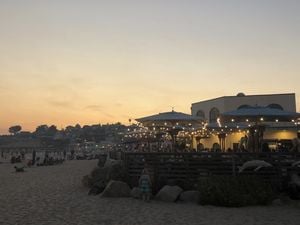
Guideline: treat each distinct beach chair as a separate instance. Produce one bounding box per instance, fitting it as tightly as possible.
[14,163,25,172]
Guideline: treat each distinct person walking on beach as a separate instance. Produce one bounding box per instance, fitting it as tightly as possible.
[32,150,36,165]
[139,168,152,202]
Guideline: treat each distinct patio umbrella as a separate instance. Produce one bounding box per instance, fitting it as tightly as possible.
[136,110,202,151]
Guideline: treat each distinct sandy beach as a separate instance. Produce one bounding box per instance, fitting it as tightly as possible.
[0,160,299,225]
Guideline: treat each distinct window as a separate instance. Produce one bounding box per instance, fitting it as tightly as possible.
[209,107,220,123]
[268,103,283,110]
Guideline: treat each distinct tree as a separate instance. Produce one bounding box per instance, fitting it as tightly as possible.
[48,125,58,136]
[8,125,22,135]
[34,125,49,137]
[75,124,81,129]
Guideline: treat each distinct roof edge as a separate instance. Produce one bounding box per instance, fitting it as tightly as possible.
[191,93,295,105]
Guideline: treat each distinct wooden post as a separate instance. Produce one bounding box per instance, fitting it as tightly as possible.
[231,154,236,176]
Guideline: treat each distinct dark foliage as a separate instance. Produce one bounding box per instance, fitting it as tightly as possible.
[8,125,22,135]
[82,161,130,195]
[197,175,277,207]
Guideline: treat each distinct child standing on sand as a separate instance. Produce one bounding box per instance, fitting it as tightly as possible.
[139,168,152,202]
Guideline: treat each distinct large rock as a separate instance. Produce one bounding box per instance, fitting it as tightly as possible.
[83,160,129,197]
[87,161,128,186]
[88,180,106,196]
[131,187,142,199]
[104,158,121,168]
[101,180,131,197]
[179,191,200,204]
[90,167,109,184]
[155,185,183,202]
[107,162,128,182]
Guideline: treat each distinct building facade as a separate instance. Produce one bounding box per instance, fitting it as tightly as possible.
[191,93,299,151]
[191,93,296,123]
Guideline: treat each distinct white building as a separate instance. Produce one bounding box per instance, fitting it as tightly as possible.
[191,93,299,152]
[191,93,296,123]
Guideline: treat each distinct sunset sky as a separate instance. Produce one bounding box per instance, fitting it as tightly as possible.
[0,0,300,134]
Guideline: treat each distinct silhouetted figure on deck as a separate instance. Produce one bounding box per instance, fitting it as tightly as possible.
[240,145,246,152]
[262,143,270,153]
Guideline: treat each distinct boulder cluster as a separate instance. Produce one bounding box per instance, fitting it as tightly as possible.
[82,159,129,196]
[82,157,201,203]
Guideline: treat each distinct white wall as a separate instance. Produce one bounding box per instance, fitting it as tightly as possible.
[224,94,296,112]
[264,130,297,140]
[191,93,296,122]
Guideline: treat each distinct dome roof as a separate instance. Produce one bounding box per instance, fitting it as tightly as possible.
[237,92,246,97]
[136,111,201,123]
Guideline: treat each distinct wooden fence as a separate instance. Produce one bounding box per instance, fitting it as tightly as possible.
[123,152,300,191]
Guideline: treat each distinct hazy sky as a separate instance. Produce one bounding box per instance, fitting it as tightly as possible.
[0,0,300,133]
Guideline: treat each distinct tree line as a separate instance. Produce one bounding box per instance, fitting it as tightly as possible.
[4,123,128,148]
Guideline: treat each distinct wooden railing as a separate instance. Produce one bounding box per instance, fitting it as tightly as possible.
[123,152,300,191]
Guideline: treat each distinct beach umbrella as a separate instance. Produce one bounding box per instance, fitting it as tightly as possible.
[136,110,203,151]
[136,110,202,126]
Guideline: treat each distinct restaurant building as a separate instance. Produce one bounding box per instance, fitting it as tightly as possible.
[191,93,299,152]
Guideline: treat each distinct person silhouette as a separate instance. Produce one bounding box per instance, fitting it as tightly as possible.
[139,168,152,202]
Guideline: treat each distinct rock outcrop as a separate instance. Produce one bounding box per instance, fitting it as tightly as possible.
[155,185,183,202]
[130,187,142,199]
[101,180,131,197]
[82,160,129,195]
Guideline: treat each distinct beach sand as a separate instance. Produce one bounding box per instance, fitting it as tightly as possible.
[0,160,299,225]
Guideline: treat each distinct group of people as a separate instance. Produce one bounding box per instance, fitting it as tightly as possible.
[7,150,66,167]
[33,151,66,166]
[10,154,23,164]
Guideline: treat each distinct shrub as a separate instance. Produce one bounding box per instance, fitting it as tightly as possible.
[197,175,277,207]
[82,162,130,189]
